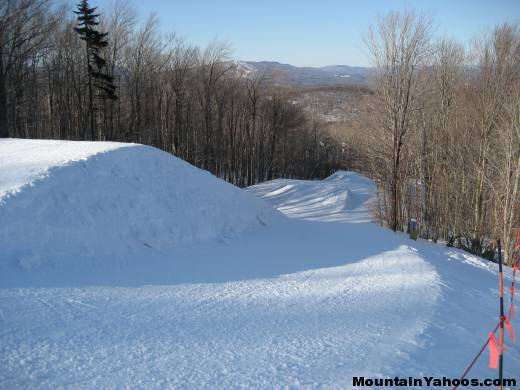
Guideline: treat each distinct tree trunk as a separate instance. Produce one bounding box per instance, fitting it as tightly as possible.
[0,55,8,138]
[0,73,8,138]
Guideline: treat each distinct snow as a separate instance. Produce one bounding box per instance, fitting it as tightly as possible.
[248,171,376,223]
[0,139,278,278]
[0,139,519,389]
[0,139,132,201]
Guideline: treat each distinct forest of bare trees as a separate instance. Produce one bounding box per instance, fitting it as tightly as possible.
[1,1,518,264]
[364,11,520,265]
[0,0,341,186]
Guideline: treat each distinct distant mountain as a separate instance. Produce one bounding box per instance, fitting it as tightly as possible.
[240,61,372,87]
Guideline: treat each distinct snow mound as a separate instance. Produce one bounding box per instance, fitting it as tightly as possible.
[0,139,278,270]
[248,170,376,223]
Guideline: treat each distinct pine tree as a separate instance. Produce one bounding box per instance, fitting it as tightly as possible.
[74,0,117,140]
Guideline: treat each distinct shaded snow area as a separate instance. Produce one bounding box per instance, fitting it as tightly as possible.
[1,140,519,389]
[0,139,278,280]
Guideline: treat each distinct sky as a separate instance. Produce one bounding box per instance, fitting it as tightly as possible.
[90,0,520,67]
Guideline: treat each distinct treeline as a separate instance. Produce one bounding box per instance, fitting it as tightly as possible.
[362,11,520,264]
[0,0,342,186]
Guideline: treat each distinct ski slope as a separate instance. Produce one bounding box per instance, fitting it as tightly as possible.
[0,140,519,389]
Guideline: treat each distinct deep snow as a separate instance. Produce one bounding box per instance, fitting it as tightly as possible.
[0,139,277,279]
[0,140,518,389]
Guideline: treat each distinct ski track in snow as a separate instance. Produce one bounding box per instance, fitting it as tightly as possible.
[0,141,519,389]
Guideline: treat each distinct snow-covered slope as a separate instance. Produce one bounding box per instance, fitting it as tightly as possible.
[0,140,519,389]
[0,139,277,274]
[248,171,375,223]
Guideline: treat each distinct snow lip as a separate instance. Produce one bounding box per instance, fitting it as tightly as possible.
[0,138,137,202]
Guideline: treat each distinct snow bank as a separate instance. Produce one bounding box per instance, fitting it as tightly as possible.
[248,170,376,223]
[0,139,278,270]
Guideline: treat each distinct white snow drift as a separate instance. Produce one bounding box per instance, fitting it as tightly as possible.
[0,139,519,389]
[0,139,277,273]
[248,170,375,223]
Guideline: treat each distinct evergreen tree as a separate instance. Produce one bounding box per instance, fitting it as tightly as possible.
[74,0,117,140]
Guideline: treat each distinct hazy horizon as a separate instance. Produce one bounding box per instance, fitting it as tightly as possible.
[240,60,372,68]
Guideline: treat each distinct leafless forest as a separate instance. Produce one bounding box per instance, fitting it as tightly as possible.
[1,1,519,264]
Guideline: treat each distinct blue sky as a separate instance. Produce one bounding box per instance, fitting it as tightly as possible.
[91,0,519,67]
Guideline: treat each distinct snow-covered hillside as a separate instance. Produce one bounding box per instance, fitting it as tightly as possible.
[0,140,518,389]
[0,139,277,282]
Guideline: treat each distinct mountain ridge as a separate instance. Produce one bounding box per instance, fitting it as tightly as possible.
[239,61,372,87]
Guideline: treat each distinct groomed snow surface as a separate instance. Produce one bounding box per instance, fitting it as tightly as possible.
[0,139,519,389]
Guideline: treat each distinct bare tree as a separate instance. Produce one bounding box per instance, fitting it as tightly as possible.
[365,10,432,231]
[0,0,58,137]
[488,25,520,264]
[468,25,519,255]
[423,39,465,241]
